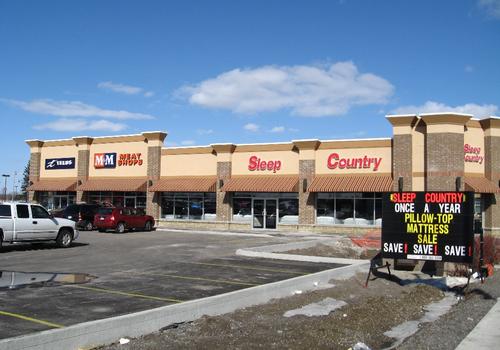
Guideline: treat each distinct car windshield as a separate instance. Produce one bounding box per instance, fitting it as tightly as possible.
[97,208,114,215]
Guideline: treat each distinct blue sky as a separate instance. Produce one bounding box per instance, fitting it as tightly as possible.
[1,0,499,190]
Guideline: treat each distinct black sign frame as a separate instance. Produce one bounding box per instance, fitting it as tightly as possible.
[381,191,474,263]
[44,157,76,170]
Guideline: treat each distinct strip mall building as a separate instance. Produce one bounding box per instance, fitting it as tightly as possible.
[27,113,500,237]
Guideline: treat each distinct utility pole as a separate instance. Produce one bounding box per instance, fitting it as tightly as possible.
[2,174,10,202]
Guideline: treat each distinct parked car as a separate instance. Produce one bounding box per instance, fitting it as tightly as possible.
[53,203,102,231]
[94,207,155,233]
[0,202,79,249]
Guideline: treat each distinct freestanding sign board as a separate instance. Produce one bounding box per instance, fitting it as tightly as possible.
[382,192,474,263]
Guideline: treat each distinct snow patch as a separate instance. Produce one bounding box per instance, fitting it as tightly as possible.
[383,293,458,349]
[284,298,347,317]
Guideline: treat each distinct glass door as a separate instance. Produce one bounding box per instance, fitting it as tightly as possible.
[252,199,265,229]
[252,199,278,229]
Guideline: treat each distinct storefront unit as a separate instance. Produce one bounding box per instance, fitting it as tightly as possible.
[27,132,166,212]
[26,114,500,242]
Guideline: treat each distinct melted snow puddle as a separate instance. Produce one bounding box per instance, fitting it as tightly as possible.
[382,292,458,349]
[284,297,347,317]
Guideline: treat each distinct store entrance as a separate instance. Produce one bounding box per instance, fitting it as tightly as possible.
[252,199,277,229]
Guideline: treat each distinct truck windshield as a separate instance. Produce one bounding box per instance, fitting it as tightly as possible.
[0,205,11,217]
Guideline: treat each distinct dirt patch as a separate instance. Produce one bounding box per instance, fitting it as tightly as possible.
[99,273,445,350]
[286,239,379,260]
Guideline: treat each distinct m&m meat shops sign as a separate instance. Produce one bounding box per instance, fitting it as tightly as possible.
[381,192,474,263]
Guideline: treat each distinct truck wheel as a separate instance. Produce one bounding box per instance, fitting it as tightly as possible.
[116,222,126,234]
[0,234,3,251]
[85,221,93,231]
[144,221,152,232]
[56,229,73,248]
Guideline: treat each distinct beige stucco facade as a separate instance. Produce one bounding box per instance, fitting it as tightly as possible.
[25,115,500,244]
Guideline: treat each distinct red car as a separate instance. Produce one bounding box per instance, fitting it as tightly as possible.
[94,207,155,233]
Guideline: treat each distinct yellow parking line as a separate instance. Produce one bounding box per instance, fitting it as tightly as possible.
[136,272,259,287]
[0,310,64,329]
[188,262,307,275]
[68,285,183,303]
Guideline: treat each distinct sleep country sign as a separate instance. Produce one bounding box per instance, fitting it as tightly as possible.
[381,192,474,263]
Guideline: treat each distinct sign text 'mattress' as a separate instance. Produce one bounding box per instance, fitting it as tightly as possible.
[381,191,474,263]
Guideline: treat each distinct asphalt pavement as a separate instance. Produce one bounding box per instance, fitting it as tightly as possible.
[0,229,344,340]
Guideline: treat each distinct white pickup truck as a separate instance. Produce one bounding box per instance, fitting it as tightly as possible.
[0,202,79,250]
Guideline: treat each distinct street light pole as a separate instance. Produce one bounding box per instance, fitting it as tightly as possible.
[2,174,10,202]
[12,171,17,201]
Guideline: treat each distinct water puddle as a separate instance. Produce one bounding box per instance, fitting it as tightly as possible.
[0,271,96,290]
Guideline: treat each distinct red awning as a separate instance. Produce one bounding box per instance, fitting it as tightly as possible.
[308,175,393,192]
[27,179,77,191]
[464,177,499,193]
[222,176,299,192]
[78,178,147,192]
[149,177,217,192]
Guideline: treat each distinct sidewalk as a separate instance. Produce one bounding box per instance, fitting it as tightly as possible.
[455,297,500,350]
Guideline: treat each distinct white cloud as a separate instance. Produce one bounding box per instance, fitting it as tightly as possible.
[2,98,154,120]
[179,61,394,117]
[392,101,498,118]
[478,0,500,18]
[244,123,260,132]
[180,140,196,146]
[98,81,142,95]
[33,118,127,132]
[196,128,214,135]
[98,81,155,97]
[269,126,285,133]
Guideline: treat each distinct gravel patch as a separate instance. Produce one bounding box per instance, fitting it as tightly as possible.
[396,270,500,350]
[97,272,448,350]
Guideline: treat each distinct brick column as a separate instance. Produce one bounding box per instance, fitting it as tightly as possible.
[216,162,232,221]
[421,114,471,191]
[26,140,44,203]
[73,136,93,203]
[386,115,417,191]
[143,132,167,220]
[293,140,320,225]
[421,114,471,275]
[480,118,500,258]
[212,144,235,222]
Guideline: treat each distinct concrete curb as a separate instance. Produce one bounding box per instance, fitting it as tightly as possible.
[0,262,369,350]
[237,248,368,266]
[236,239,369,266]
[239,239,338,253]
[154,228,273,238]
[455,297,500,350]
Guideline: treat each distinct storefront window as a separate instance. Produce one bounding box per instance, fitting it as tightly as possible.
[279,198,298,224]
[316,193,382,226]
[204,193,216,220]
[87,192,146,208]
[39,192,76,211]
[233,197,252,222]
[160,192,215,220]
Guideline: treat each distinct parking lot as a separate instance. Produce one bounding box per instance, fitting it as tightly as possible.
[0,229,344,339]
